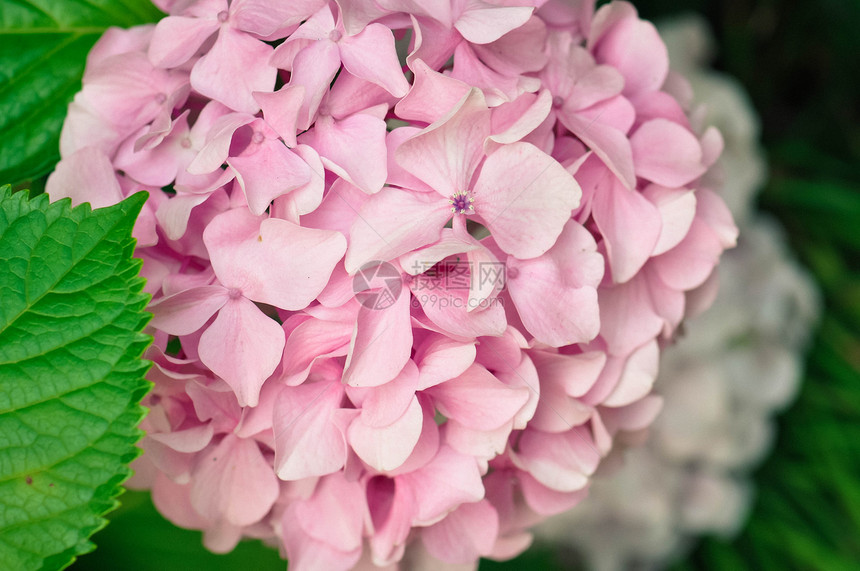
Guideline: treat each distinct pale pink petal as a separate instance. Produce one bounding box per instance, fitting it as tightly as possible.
[349,360,420,427]
[254,85,305,147]
[299,112,388,194]
[396,89,491,198]
[643,184,697,256]
[198,296,285,407]
[344,187,450,273]
[339,23,410,97]
[473,142,580,259]
[415,335,477,390]
[149,285,229,335]
[472,15,548,75]
[558,105,636,190]
[597,273,664,356]
[273,380,347,480]
[295,474,366,552]
[652,217,724,291]
[228,137,311,215]
[591,171,662,283]
[148,16,219,68]
[505,221,603,346]
[283,40,341,129]
[513,428,600,492]
[148,422,214,453]
[426,365,529,431]
[631,118,706,187]
[395,59,471,124]
[349,396,424,471]
[187,112,256,175]
[204,207,346,309]
[401,445,485,525]
[422,500,499,564]
[344,286,412,388]
[602,340,659,406]
[232,0,327,36]
[591,13,668,96]
[281,316,352,386]
[46,147,123,208]
[190,434,279,526]
[191,27,276,113]
[455,1,533,44]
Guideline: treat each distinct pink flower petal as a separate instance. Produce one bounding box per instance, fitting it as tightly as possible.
[198,296,285,407]
[455,1,533,44]
[426,365,529,431]
[631,118,707,188]
[473,142,580,259]
[273,380,347,480]
[591,170,662,284]
[148,16,220,68]
[191,27,276,113]
[344,286,412,388]
[339,23,410,97]
[349,395,424,471]
[344,187,450,273]
[299,111,388,194]
[505,220,603,346]
[190,434,279,526]
[396,88,491,199]
[149,285,229,335]
[204,207,346,309]
[422,500,499,564]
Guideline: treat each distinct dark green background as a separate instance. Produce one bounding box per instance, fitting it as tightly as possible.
[67,0,860,569]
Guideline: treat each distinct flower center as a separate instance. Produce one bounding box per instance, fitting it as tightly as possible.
[227,287,243,299]
[552,95,564,109]
[449,191,475,215]
[252,130,265,144]
[329,29,342,42]
[217,10,229,23]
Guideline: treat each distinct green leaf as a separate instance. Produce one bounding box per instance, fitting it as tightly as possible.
[0,186,152,570]
[0,0,164,185]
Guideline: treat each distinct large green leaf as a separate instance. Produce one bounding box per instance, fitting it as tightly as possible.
[0,186,152,570]
[0,0,164,185]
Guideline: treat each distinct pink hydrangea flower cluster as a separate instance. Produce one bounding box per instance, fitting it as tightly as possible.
[47,0,738,568]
